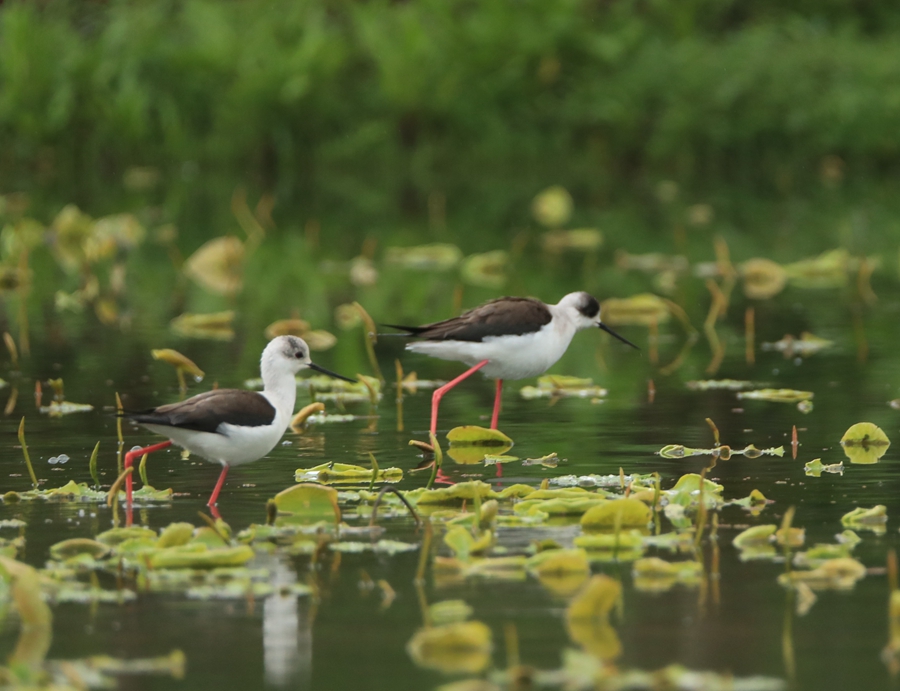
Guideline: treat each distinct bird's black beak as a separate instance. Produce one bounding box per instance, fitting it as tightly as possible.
[309,362,357,383]
[598,322,640,351]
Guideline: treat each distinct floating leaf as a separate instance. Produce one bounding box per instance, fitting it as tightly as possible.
[580,498,651,529]
[183,236,244,295]
[156,522,194,548]
[264,318,311,339]
[737,388,813,403]
[295,462,403,484]
[740,258,787,300]
[804,459,844,477]
[385,243,463,271]
[532,186,573,228]
[428,600,473,626]
[273,483,341,523]
[841,505,887,532]
[784,249,849,288]
[520,376,607,400]
[49,538,111,561]
[567,574,621,620]
[600,294,670,327]
[151,349,204,381]
[686,379,756,391]
[777,557,866,590]
[542,229,603,253]
[413,481,494,505]
[170,311,235,340]
[632,557,702,592]
[840,422,890,464]
[732,525,777,549]
[761,332,833,358]
[406,621,492,674]
[149,545,254,569]
[460,250,508,289]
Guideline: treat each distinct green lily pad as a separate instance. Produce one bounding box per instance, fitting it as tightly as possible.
[804,459,844,477]
[412,481,494,505]
[446,426,513,446]
[574,530,644,551]
[49,538,111,561]
[732,525,777,549]
[841,505,887,531]
[149,545,254,569]
[406,621,493,674]
[515,497,607,517]
[580,499,651,529]
[273,483,341,523]
[840,422,890,464]
[156,523,194,548]
[525,549,590,576]
[428,600,473,625]
[96,527,157,546]
[295,463,403,484]
[777,557,866,590]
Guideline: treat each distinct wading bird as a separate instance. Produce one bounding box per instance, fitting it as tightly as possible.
[121,335,355,508]
[385,292,639,435]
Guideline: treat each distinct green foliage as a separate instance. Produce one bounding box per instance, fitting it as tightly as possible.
[2,0,900,244]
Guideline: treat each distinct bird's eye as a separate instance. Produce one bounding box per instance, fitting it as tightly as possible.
[295,351,304,359]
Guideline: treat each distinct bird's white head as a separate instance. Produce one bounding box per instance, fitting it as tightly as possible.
[261,335,356,384]
[557,292,640,349]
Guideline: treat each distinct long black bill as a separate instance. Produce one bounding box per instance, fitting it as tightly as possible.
[309,362,357,383]
[599,322,640,351]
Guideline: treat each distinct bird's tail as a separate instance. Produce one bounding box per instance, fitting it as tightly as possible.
[377,323,425,338]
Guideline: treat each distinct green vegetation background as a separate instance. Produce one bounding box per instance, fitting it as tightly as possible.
[3,0,900,255]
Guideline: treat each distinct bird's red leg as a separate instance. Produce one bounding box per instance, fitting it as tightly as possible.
[124,440,172,507]
[490,379,503,430]
[430,360,489,436]
[207,465,230,507]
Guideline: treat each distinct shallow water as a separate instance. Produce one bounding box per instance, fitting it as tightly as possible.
[0,247,898,691]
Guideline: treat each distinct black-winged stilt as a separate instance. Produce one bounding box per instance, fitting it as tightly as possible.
[385,292,638,434]
[121,335,355,508]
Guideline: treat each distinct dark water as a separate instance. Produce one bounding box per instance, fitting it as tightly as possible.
[0,261,898,691]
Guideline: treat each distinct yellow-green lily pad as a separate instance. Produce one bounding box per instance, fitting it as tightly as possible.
[840,422,890,464]
[580,498,651,529]
[273,483,341,523]
[149,545,254,569]
[446,426,513,446]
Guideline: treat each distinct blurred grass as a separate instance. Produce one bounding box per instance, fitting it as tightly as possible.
[2,0,900,247]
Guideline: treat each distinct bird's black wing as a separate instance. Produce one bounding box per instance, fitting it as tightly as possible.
[383,297,552,342]
[122,389,277,434]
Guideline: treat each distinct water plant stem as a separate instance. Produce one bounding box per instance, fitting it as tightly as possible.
[17,417,37,489]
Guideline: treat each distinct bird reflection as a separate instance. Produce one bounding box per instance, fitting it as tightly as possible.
[263,560,312,689]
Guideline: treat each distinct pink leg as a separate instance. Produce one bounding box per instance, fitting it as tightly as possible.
[430,360,490,435]
[490,379,503,429]
[125,440,172,506]
[207,465,230,507]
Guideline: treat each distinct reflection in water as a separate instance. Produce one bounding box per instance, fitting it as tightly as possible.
[264,560,311,689]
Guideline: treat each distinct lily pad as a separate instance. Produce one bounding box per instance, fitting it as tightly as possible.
[841,505,887,532]
[777,557,866,590]
[406,621,493,674]
[49,538,111,561]
[428,600,473,625]
[737,388,813,403]
[149,545,254,569]
[840,422,890,464]
[273,484,341,523]
[581,498,651,529]
[600,293,670,327]
[295,463,403,484]
[804,459,844,477]
[446,426,513,446]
